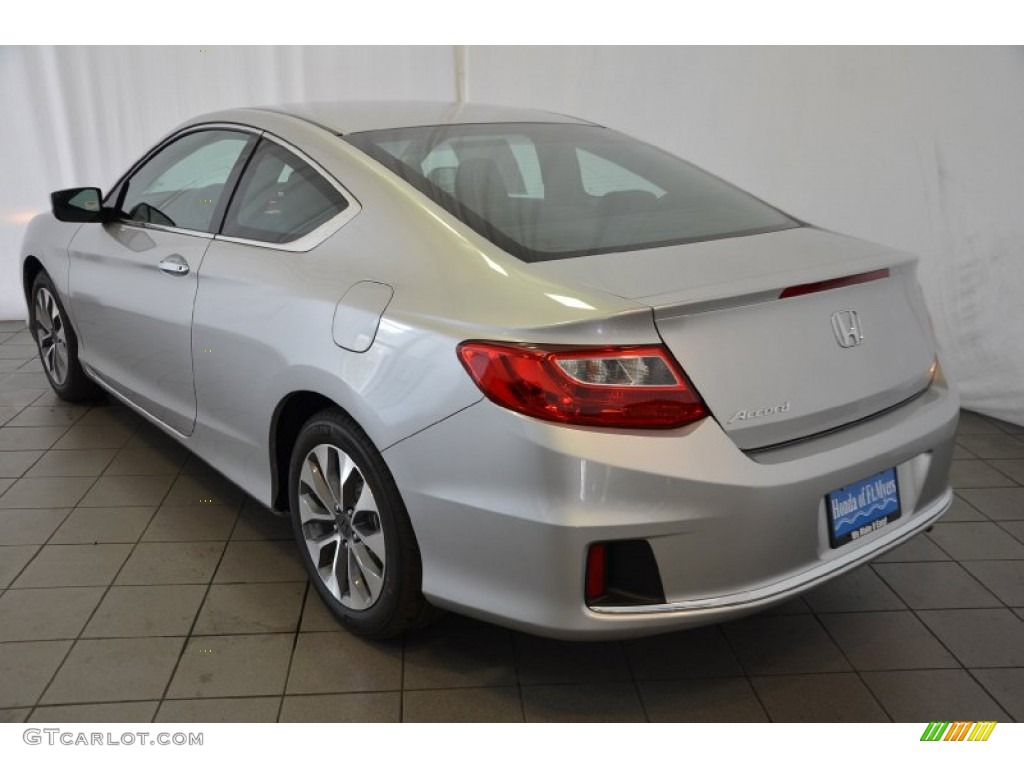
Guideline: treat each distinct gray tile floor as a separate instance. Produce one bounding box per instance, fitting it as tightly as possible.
[1,318,1023,723]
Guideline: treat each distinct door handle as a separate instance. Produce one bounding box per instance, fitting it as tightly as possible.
[158,254,190,276]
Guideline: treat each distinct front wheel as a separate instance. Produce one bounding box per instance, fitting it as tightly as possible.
[30,271,100,402]
[288,408,436,638]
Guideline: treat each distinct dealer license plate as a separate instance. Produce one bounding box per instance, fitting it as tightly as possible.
[826,467,901,548]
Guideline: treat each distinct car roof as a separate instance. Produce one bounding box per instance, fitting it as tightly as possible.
[190,100,596,135]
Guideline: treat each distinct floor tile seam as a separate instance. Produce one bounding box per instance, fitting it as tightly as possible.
[89,444,125,481]
[863,563,913,612]
[139,479,243,544]
[74,474,187,509]
[916,556,1024,563]
[952,481,1021,490]
[31,444,182,722]
[953,558,1021,609]
[808,609,894,722]
[53,404,144,454]
[617,642,652,722]
[960,667,1017,723]
[995,520,1024,546]
[5,400,93,430]
[952,491,999,523]
[156,500,235,714]
[934,519,1024,526]
[956,433,1024,454]
[509,627,527,724]
[720,664,973,676]
[711,622,774,722]
[23,698,167,712]
[925,522,972,562]
[0,400,30,430]
[3,444,113,589]
[978,456,1023,485]
[0,416,78,497]
[866,605,1024,613]
[873,559,1009,610]
[906,605,1005,673]
[273,584,310,722]
[399,684,532,696]
[17,602,122,713]
[396,614,407,722]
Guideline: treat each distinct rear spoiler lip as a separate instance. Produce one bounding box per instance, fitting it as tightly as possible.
[779,268,890,300]
[648,259,915,320]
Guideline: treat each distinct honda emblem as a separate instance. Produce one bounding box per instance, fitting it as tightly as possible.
[831,310,863,348]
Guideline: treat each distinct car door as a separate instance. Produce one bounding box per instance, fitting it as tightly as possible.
[67,126,258,435]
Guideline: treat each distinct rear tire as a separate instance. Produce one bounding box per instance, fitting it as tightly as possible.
[288,407,436,638]
[29,271,101,402]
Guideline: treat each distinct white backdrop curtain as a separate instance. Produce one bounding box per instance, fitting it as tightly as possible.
[0,44,457,311]
[1,45,1021,425]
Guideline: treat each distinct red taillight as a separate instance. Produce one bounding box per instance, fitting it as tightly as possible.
[779,268,890,299]
[585,544,607,601]
[456,341,707,429]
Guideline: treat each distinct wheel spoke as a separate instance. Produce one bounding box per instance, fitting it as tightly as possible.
[321,569,340,601]
[357,528,387,564]
[325,446,343,505]
[47,295,61,333]
[307,530,343,600]
[345,545,373,608]
[35,293,52,333]
[339,454,360,509]
[42,343,56,375]
[321,543,345,602]
[297,485,333,523]
[55,333,68,380]
[302,447,339,513]
[306,527,340,564]
[54,344,66,382]
[352,482,378,515]
[349,540,384,602]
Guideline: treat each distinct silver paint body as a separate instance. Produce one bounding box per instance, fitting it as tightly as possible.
[20,101,958,639]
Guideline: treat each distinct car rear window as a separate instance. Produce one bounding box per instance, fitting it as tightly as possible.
[345,123,798,262]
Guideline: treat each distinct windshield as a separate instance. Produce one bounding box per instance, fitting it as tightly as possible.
[345,123,799,263]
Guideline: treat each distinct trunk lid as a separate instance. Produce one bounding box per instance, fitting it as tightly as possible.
[532,227,936,450]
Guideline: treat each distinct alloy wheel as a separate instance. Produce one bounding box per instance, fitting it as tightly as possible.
[34,286,69,385]
[297,443,387,610]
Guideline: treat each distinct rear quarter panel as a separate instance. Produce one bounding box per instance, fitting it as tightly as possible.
[187,113,661,507]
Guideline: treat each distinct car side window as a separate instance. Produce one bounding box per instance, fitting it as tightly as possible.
[118,130,250,233]
[221,139,349,245]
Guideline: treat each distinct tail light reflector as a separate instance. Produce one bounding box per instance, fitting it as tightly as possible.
[585,544,607,601]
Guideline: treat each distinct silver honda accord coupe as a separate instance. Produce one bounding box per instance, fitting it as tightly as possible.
[20,101,958,639]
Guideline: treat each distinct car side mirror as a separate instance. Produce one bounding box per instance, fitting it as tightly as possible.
[51,187,111,223]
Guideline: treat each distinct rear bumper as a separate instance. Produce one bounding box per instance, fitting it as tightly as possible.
[384,367,958,640]
[590,486,951,618]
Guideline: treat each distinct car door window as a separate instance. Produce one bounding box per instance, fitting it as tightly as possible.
[118,130,251,233]
[221,139,349,244]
